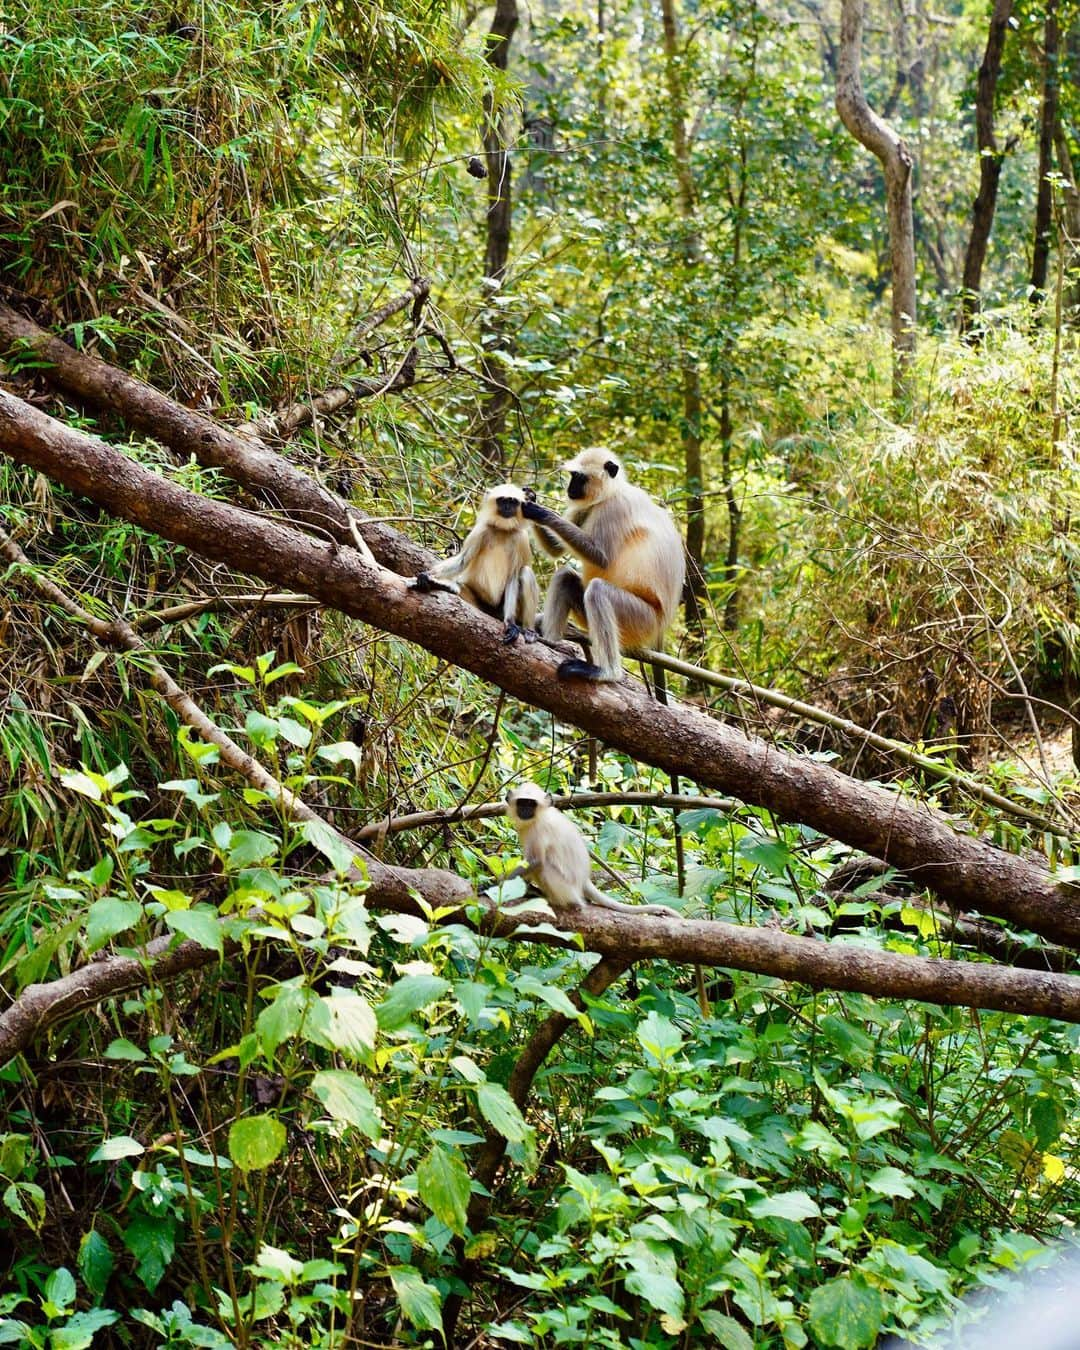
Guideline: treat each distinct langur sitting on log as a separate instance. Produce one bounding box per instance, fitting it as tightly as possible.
[522,449,685,681]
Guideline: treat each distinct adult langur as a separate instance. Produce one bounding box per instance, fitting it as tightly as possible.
[522,449,685,680]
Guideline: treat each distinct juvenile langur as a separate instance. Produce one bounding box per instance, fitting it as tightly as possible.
[504,783,677,916]
[410,484,540,643]
[522,450,685,681]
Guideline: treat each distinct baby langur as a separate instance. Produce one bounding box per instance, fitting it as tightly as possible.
[522,449,686,681]
[504,783,677,916]
[410,484,540,644]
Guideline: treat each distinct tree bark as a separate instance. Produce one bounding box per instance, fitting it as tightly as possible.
[836,0,917,409]
[960,0,1014,337]
[1031,0,1060,304]
[476,0,519,472]
[3,388,1080,947]
[659,0,708,647]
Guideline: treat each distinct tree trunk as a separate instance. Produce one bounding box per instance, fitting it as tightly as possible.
[659,0,708,649]
[960,0,1014,337]
[1055,120,1080,316]
[5,387,1080,947]
[1031,0,1059,304]
[836,0,917,411]
[476,0,520,471]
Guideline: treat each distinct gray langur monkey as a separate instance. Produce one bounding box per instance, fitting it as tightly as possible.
[504,783,677,916]
[521,449,686,681]
[410,484,540,644]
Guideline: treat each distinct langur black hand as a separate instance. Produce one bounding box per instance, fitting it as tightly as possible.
[410,572,436,592]
[521,499,554,523]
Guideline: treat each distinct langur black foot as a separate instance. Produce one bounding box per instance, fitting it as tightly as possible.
[557,658,606,681]
[502,621,523,645]
[409,572,436,593]
[520,626,539,644]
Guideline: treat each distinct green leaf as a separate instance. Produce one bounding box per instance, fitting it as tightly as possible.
[85,897,143,953]
[52,1309,119,1350]
[90,1136,145,1162]
[45,1267,77,1312]
[311,1070,382,1139]
[476,1083,530,1143]
[314,992,377,1059]
[376,975,451,1031]
[228,1116,286,1171]
[0,1134,27,1178]
[123,1213,176,1291]
[78,1229,114,1297]
[698,1311,753,1349]
[387,1265,443,1334]
[104,1038,146,1062]
[417,1145,471,1236]
[164,908,223,955]
[4,1181,44,1232]
[299,817,357,876]
[227,830,279,868]
[747,1190,821,1222]
[866,1166,916,1198]
[635,1011,683,1063]
[257,983,311,1057]
[807,1276,884,1350]
[251,1244,305,1285]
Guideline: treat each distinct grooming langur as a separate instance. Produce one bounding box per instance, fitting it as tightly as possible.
[410,484,540,643]
[504,783,677,916]
[522,450,685,681]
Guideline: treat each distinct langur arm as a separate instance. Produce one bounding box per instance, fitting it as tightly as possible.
[522,501,610,568]
[409,533,480,594]
[501,566,540,644]
[530,522,568,559]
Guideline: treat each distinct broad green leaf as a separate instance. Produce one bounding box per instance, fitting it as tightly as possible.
[866,1166,916,1198]
[227,830,279,868]
[314,992,377,1058]
[45,1266,77,1311]
[104,1038,146,1062]
[388,1265,443,1333]
[376,975,451,1031]
[0,1135,27,1178]
[228,1116,286,1171]
[78,1229,114,1297]
[747,1190,821,1222]
[311,1070,382,1139]
[85,897,143,953]
[251,1244,304,1284]
[4,1182,44,1232]
[417,1145,471,1236]
[52,1309,119,1350]
[807,1276,884,1350]
[299,817,357,876]
[476,1083,530,1143]
[635,1011,683,1063]
[256,983,311,1057]
[164,908,223,955]
[90,1136,145,1162]
[698,1311,753,1349]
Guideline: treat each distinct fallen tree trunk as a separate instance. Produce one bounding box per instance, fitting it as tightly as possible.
[2,388,1079,946]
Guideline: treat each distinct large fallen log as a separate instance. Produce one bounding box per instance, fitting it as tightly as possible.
[2,387,1078,947]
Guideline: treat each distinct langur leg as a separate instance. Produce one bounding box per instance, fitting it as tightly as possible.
[503,566,541,645]
[539,567,584,641]
[558,580,654,682]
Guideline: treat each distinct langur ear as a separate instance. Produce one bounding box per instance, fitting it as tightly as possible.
[604,460,619,478]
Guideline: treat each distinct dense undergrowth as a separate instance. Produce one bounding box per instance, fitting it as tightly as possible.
[3,0,1080,1344]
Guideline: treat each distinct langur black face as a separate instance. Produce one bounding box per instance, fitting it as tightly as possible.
[567,471,589,501]
[508,785,549,822]
[513,796,538,820]
[496,494,521,519]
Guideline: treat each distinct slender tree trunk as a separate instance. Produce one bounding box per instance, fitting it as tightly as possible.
[476,0,519,471]
[1055,120,1080,316]
[1031,0,1059,304]
[836,0,917,411]
[960,0,1014,337]
[659,0,707,650]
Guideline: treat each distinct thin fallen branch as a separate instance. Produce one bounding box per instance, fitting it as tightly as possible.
[129,592,318,631]
[642,647,1075,837]
[3,386,1079,947]
[354,790,741,840]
